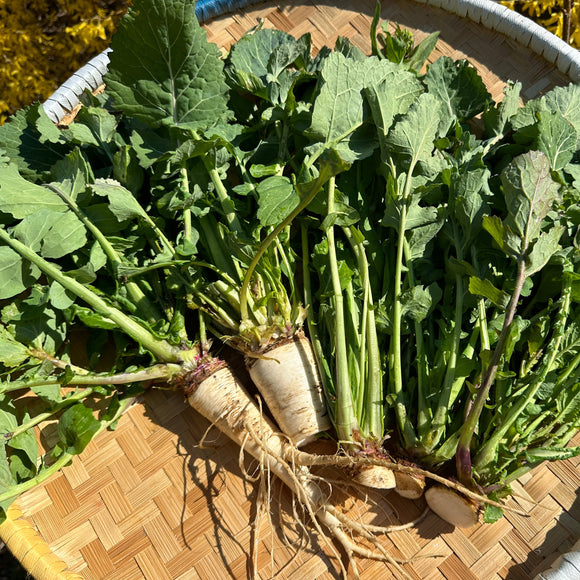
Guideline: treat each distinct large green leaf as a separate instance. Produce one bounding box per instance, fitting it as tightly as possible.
[256,176,299,227]
[13,209,87,260]
[384,92,442,171]
[500,151,560,246]
[307,52,378,162]
[226,28,305,100]
[364,68,423,155]
[0,105,67,179]
[0,246,39,300]
[105,0,230,130]
[0,164,67,218]
[424,57,490,122]
[535,111,577,171]
[543,83,580,146]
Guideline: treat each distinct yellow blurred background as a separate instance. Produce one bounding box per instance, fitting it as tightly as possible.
[0,0,128,123]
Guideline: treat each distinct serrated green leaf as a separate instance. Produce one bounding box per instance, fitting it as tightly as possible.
[500,151,560,246]
[307,52,379,162]
[7,296,65,355]
[482,215,511,255]
[66,106,118,147]
[451,167,491,242]
[106,0,230,130]
[364,68,423,155]
[535,111,577,171]
[383,195,440,231]
[130,126,176,169]
[543,83,580,147]
[0,105,67,179]
[483,502,504,523]
[425,57,490,122]
[384,92,442,171]
[526,225,564,276]
[401,283,442,322]
[484,81,522,139]
[406,219,446,259]
[525,446,580,463]
[227,28,301,98]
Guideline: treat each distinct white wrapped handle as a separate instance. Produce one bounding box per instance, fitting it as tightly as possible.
[43,49,111,123]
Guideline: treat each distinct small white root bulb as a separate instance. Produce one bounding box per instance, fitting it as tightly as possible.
[394,471,426,499]
[425,485,480,528]
[352,465,396,490]
[247,334,331,447]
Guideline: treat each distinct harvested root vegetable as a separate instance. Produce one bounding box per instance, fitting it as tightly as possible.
[186,363,288,469]
[352,464,396,490]
[394,471,426,500]
[425,486,480,528]
[184,360,417,579]
[247,333,331,446]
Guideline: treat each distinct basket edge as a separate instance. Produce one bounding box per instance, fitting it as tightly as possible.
[41,0,580,124]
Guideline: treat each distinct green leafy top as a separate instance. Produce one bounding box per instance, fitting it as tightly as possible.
[105,0,231,130]
[0,0,578,525]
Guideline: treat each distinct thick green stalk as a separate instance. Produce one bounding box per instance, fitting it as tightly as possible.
[181,167,193,243]
[0,228,181,363]
[427,274,464,450]
[389,200,418,449]
[343,226,383,439]
[326,177,358,443]
[191,290,240,332]
[198,217,239,281]
[427,225,466,451]
[401,238,430,441]
[204,162,243,234]
[301,224,330,400]
[0,364,180,395]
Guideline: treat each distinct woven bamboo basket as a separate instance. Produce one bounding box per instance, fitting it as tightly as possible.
[2,1,580,579]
